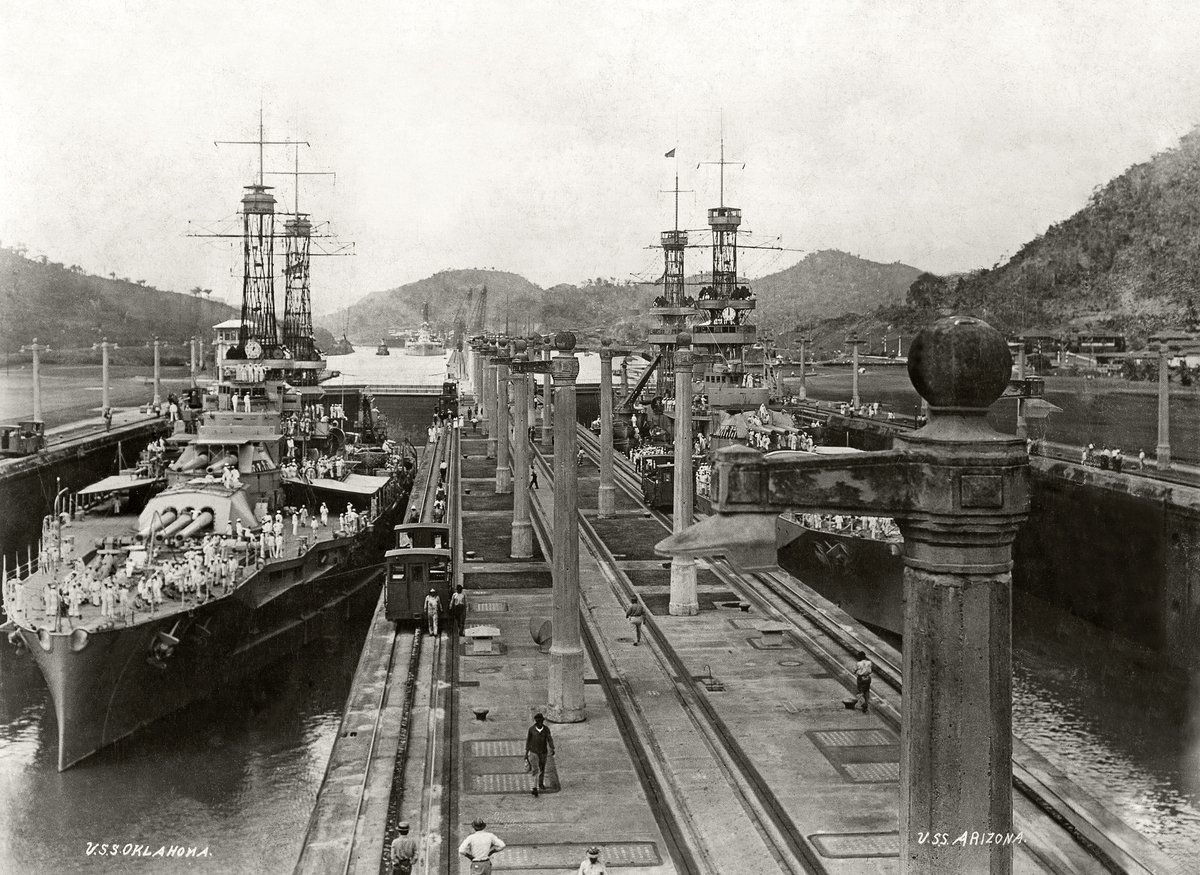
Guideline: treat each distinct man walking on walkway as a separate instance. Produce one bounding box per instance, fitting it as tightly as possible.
[854,650,873,714]
[525,712,555,792]
[449,584,467,637]
[390,821,418,874]
[529,468,538,489]
[625,598,645,645]
[423,588,442,635]
[458,819,505,874]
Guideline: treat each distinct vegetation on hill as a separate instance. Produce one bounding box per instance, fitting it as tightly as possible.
[318,268,653,345]
[749,249,923,328]
[890,129,1200,340]
[0,246,237,355]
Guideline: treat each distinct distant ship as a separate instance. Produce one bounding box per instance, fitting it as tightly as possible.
[406,305,444,357]
[327,333,355,356]
[376,338,391,356]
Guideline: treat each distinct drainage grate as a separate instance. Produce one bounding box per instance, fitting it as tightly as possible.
[475,666,502,674]
[806,728,900,784]
[471,602,510,612]
[809,832,899,858]
[842,762,900,782]
[493,842,661,868]
[459,680,481,687]
[811,729,894,747]
[466,740,524,757]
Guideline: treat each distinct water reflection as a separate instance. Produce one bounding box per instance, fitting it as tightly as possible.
[1011,593,1200,865]
[0,603,373,873]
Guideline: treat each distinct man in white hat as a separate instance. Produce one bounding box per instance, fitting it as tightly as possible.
[577,846,606,874]
[423,588,442,636]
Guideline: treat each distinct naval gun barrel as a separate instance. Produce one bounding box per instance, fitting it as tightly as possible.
[205,454,237,475]
[158,511,194,539]
[174,453,210,473]
[138,509,178,539]
[179,510,214,538]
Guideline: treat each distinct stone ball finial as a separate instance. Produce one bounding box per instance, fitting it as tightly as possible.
[513,339,527,353]
[676,331,692,346]
[907,315,1012,409]
[553,331,576,351]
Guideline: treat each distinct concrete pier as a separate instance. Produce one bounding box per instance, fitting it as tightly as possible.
[494,346,512,494]
[541,345,553,451]
[668,334,697,616]
[1157,340,1171,469]
[546,332,585,723]
[510,341,533,558]
[484,353,497,460]
[659,316,1032,874]
[597,340,617,519]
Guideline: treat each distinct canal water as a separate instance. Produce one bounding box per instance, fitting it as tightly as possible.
[801,366,1200,464]
[0,348,448,872]
[0,600,374,873]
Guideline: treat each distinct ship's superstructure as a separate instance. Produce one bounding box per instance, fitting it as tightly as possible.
[406,302,445,357]
[648,166,696,396]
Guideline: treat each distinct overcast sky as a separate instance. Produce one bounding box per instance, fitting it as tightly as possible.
[4,1,1200,315]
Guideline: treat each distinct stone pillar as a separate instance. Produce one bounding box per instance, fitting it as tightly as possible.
[495,347,512,493]
[101,338,111,411]
[1157,341,1171,469]
[189,336,197,387]
[152,338,162,406]
[620,358,629,399]
[510,342,533,558]
[669,334,698,615]
[798,337,807,401]
[546,332,585,723]
[598,341,617,519]
[848,334,864,408]
[24,338,47,421]
[484,353,497,459]
[472,344,484,415]
[540,345,553,451]
[657,315,1029,875]
[1015,344,1027,439]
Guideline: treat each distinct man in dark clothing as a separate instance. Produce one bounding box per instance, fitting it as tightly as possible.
[449,584,467,637]
[390,821,418,873]
[525,712,555,792]
[529,469,538,490]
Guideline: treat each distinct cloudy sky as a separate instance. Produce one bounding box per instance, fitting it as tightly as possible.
[3,1,1200,315]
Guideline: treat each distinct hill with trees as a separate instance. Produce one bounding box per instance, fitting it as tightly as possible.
[0,245,236,356]
[891,128,1200,339]
[318,268,654,344]
[748,249,923,328]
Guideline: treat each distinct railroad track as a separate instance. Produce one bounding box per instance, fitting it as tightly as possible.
[528,442,820,875]
[295,426,459,875]
[573,424,1150,875]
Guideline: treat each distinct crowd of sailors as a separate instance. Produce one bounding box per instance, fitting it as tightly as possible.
[793,512,902,542]
[1080,444,1143,471]
[5,502,367,631]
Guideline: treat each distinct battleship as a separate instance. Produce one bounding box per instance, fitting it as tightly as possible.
[406,303,445,357]
[3,125,415,770]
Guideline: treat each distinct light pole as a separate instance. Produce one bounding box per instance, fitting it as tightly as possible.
[21,338,49,421]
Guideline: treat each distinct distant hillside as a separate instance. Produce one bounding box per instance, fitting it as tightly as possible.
[0,247,236,352]
[907,127,1200,336]
[319,269,653,344]
[750,250,923,329]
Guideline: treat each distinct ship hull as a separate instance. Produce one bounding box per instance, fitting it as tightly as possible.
[776,517,905,637]
[19,508,399,770]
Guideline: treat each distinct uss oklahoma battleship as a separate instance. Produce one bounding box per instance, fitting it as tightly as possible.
[5,137,414,770]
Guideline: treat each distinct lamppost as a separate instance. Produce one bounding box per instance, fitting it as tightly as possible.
[20,338,49,421]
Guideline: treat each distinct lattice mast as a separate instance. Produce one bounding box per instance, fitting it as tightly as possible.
[648,155,695,396]
[214,111,306,357]
[267,145,333,364]
[694,129,756,373]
